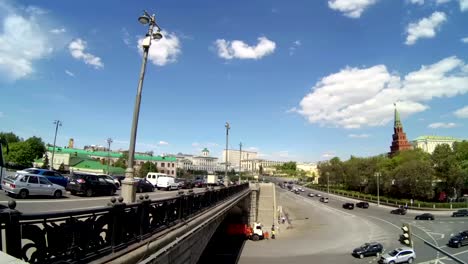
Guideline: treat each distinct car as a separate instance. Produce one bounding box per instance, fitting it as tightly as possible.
[112,175,125,184]
[415,213,434,220]
[294,189,300,194]
[135,178,155,193]
[391,208,407,215]
[18,168,68,187]
[176,178,193,189]
[356,202,369,208]
[102,175,120,189]
[299,188,305,192]
[193,179,206,188]
[448,231,468,248]
[452,209,468,217]
[316,193,322,197]
[308,193,315,197]
[2,173,65,199]
[156,176,179,191]
[66,173,117,197]
[352,242,384,259]
[378,247,416,264]
[320,197,329,203]
[343,203,354,210]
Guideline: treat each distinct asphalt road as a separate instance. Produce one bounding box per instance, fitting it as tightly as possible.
[0,187,210,213]
[239,184,468,264]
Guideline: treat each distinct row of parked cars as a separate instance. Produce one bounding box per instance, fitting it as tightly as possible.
[1,168,203,199]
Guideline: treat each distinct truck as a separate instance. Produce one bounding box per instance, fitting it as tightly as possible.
[206,174,218,186]
[226,223,265,241]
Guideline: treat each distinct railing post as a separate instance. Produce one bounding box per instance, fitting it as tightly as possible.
[108,197,126,252]
[177,190,185,219]
[0,201,22,259]
[137,194,151,240]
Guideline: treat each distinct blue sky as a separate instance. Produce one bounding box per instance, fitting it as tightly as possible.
[1,0,467,162]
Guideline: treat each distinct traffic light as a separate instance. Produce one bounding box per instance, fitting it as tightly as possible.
[400,223,412,247]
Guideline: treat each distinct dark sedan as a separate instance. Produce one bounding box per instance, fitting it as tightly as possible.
[415,213,434,220]
[448,231,468,248]
[452,209,468,217]
[352,242,383,259]
[136,178,154,193]
[356,202,369,208]
[343,203,355,210]
[390,208,407,215]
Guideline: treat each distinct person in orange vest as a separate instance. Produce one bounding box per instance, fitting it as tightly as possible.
[264,231,269,240]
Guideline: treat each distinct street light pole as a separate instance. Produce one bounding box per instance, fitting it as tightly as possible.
[239,142,242,184]
[122,11,163,203]
[224,122,230,186]
[107,138,113,175]
[50,120,62,170]
[375,172,381,206]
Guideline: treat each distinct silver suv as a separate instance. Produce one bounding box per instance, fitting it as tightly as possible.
[2,173,65,199]
[379,247,416,264]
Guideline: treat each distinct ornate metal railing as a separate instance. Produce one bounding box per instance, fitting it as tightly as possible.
[0,183,249,264]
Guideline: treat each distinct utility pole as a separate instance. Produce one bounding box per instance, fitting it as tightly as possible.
[375,172,381,206]
[107,138,113,175]
[239,142,242,184]
[50,120,62,170]
[224,122,230,186]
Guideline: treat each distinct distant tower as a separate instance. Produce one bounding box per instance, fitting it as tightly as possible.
[68,138,74,148]
[389,104,412,155]
[202,148,209,157]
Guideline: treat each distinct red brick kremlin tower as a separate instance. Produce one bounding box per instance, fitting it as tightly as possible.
[389,104,412,155]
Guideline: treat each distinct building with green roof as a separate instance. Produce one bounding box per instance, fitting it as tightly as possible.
[40,147,177,176]
[412,135,464,154]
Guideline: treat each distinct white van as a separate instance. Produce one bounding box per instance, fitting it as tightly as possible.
[146,172,167,186]
[156,176,179,191]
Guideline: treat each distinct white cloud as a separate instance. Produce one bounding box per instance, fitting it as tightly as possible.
[192,142,200,147]
[0,4,54,81]
[65,70,74,77]
[460,0,468,11]
[322,152,336,158]
[409,0,425,4]
[405,12,446,45]
[328,0,377,18]
[454,106,468,118]
[289,40,301,56]
[348,134,370,138]
[50,27,65,34]
[158,141,169,146]
[296,56,468,129]
[428,122,457,128]
[461,37,468,43]
[138,30,181,66]
[215,36,276,60]
[68,38,104,69]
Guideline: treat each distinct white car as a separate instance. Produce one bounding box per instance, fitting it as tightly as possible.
[2,173,65,199]
[320,197,329,203]
[378,247,416,264]
[156,176,179,191]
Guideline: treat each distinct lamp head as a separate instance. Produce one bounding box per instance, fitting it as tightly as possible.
[152,31,163,40]
[138,15,150,25]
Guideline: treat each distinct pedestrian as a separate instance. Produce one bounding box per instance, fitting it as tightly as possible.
[264,231,269,240]
[281,216,286,224]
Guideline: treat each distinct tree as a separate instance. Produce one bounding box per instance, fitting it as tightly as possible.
[0,132,20,145]
[41,154,49,169]
[393,159,434,200]
[259,165,264,175]
[24,136,46,160]
[0,135,9,167]
[138,161,153,178]
[5,141,36,167]
[114,151,129,169]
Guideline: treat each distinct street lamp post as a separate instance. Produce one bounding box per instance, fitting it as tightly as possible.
[50,120,62,170]
[106,138,113,175]
[375,172,381,206]
[224,122,230,186]
[122,11,163,203]
[239,142,242,184]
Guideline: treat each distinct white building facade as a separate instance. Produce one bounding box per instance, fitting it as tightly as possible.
[222,149,258,170]
[412,136,463,154]
[176,148,223,172]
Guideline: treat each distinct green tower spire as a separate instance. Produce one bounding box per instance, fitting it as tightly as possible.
[394,103,402,128]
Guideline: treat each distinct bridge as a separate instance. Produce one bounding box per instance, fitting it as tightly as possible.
[0,183,277,264]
